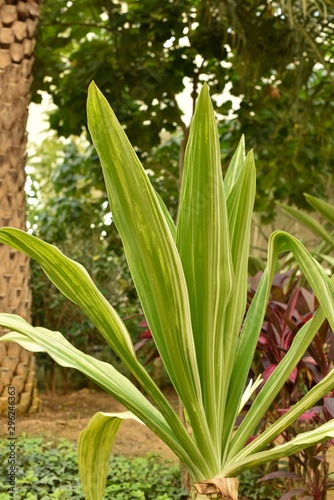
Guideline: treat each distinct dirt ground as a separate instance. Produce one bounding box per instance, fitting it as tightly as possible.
[0,387,179,461]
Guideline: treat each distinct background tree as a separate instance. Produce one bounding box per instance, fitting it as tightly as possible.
[0,0,41,414]
[31,0,334,221]
[23,0,334,394]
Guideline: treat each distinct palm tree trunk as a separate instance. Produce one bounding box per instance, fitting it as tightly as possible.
[190,478,239,499]
[0,0,41,415]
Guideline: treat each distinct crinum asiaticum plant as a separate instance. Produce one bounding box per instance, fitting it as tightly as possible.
[1,84,334,500]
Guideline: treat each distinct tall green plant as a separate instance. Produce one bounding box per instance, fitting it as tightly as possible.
[1,84,334,499]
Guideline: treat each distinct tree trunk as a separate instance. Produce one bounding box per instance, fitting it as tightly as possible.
[0,0,41,415]
[190,478,239,499]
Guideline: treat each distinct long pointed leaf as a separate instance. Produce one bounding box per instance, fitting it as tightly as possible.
[234,368,334,462]
[0,228,135,360]
[155,190,176,240]
[221,420,334,477]
[223,267,271,463]
[176,84,233,454]
[267,232,334,332]
[221,151,256,449]
[223,135,246,198]
[87,83,216,466]
[279,202,334,247]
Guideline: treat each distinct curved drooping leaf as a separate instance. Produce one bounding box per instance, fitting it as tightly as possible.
[0,228,199,466]
[0,314,207,480]
[304,193,334,226]
[221,420,334,478]
[78,411,143,500]
[279,202,334,247]
[0,228,135,360]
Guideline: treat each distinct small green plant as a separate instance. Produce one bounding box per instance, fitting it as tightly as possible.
[1,84,334,499]
[0,437,186,499]
[238,468,282,500]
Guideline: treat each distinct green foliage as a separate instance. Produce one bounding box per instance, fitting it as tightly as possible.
[0,437,187,499]
[103,455,187,499]
[0,437,82,499]
[31,0,334,220]
[238,468,282,500]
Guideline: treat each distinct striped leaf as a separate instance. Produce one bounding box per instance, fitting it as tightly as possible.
[221,420,334,477]
[221,151,256,442]
[233,368,334,461]
[0,228,200,465]
[176,84,233,453]
[0,314,208,480]
[305,193,334,225]
[279,202,334,247]
[226,233,334,460]
[223,136,246,198]
[78,411,143,500]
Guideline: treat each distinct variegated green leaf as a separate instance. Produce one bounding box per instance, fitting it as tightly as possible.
[221,420,334,477]
[155,191,176,240]
[267,231,334,332]
[78,411,143,500]
[279,202,334,247]
[0,314,208,480]
[234,368,334,462]
[222,265,271,465]
[221,151,256,443]
[0,228,198,465]
[305,193,334,226]
[223,136,246,198]
[0,228,135,361]
[320,254,334,267]
[176,84,233,454]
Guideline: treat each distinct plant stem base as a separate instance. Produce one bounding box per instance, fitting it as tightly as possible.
[190,477,239,499]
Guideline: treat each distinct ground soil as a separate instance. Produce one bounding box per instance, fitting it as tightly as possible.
[0,388,179,461]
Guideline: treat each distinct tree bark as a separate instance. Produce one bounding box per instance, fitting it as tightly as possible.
[0,0,41,415]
